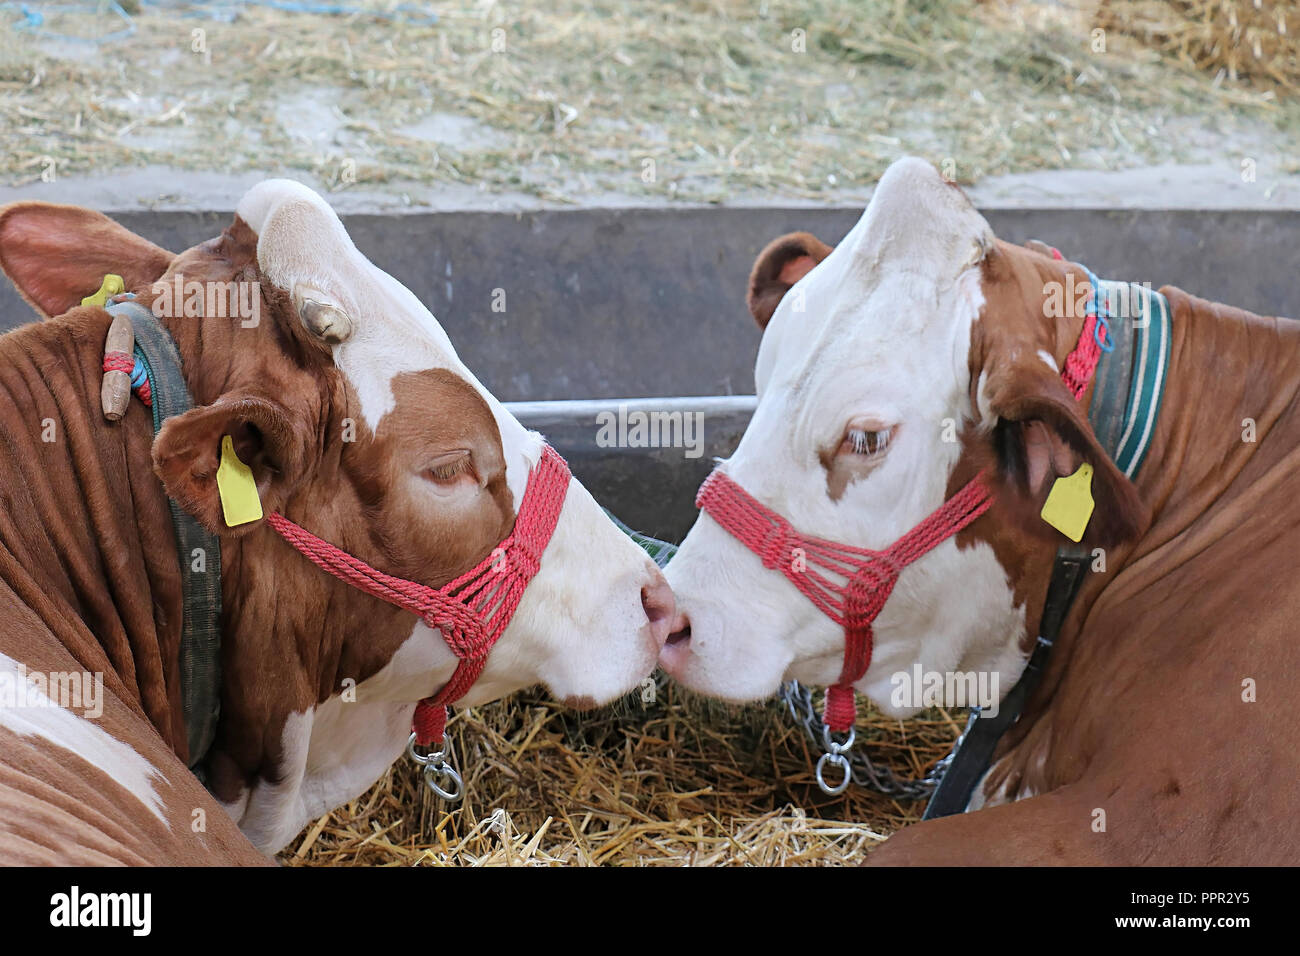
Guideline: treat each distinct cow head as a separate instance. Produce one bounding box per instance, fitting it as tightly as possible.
[0,181,676,852]
[661,157,1147,712]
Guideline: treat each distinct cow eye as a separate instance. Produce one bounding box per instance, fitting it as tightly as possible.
[423,451,474,486]
[841,426,893,457]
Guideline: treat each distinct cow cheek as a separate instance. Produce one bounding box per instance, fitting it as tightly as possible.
[378,480,503,585]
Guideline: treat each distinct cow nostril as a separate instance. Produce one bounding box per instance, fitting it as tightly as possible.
[641,581,674,626]
[666,623,691,646]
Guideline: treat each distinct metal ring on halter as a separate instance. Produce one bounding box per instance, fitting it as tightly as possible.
[423,762,464,802]
[815,751,851,795]
[405,732,464,802]
[406,731,449,766]
[821,725,856,755]
[816,726,855,794]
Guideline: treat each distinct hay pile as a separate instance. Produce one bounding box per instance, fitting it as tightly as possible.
[1,1,1293,199]
[1099,1,1300,88]
[279,682,964,866]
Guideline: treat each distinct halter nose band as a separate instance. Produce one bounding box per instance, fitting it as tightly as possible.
[695,469,992,731]
[269,443,572,746]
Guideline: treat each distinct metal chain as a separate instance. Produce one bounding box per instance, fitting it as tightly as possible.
[602,518,979,802]
[779,680,979,800]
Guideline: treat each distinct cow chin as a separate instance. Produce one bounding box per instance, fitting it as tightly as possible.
[473,479,669,708]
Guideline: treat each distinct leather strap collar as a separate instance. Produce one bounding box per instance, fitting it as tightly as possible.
[105,299,223,773]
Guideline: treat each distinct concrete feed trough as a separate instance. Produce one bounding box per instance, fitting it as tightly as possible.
[2,203,1296,541]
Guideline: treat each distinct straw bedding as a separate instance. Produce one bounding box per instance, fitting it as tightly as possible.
[278,683,965,866]
[1100,1,1300,89]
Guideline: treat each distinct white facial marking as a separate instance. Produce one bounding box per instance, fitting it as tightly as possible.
[0,652,167,825]
[665,157,1027,714]
[1037,349,1059,373]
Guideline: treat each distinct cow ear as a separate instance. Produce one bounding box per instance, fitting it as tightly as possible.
[152,394,315,537]
[982,361,1148,549]
[747,231,833,330]
[1023,239,1061,259]
[0,202,174,319]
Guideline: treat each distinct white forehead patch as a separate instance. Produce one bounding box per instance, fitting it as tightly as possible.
[235,179,539,504]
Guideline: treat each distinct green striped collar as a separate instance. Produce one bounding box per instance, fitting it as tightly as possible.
[1086,276,1172,480]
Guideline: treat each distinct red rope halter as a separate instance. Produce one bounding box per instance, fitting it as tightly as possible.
[697,470,992,731]
[268,443,571,745]
[696,272,1105,733]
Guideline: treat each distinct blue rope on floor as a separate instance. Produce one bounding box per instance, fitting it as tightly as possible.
[1,0,437,44]
[3,3,136,43]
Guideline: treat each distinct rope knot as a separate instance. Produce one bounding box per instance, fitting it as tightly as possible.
[424,604,489,659]
[844,556,901,626]
[759,521,792,570]
[506,538,543,579]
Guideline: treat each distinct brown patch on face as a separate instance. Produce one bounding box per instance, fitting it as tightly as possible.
[818,423,898,502]
[149,216,333,399]
[820,439,879,502]
[946,439,1056,651]
[564,694,598,711]
[350,367,516,587]
[818,441,853,501]
[945,240,1148,648]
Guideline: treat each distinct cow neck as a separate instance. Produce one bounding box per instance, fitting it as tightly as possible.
[966,285,1300,814]
[0,306,198,759]
[922,262,1172,818]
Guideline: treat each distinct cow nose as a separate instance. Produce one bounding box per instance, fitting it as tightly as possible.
[640,574,677,651]
[658,610,692,675]
[665,613,690,646]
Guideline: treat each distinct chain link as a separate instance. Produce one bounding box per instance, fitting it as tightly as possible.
[780,680,978,801]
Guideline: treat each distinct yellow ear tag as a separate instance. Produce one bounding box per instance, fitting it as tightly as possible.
[216,435,264,527]
[81,274,125,308]
[1040,463,1095,543]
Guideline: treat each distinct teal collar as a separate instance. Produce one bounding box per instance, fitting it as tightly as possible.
[1083,271,1172,479]
[924,265,1174,820]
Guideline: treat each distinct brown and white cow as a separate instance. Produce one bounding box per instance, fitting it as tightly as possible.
[0,180,675,863]
[661,156,1300,864]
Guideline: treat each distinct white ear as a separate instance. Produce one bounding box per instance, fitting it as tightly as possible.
[237,181,364,332]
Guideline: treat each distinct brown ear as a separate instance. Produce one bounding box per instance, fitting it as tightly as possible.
[1023,239,1062,259]
[0,202,174,319]
[747,231,833,330]
[152,394,316,537]
[984,361,1148,550]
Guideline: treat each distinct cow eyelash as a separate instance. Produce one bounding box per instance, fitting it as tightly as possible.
[426,454,472,482]
[845,428,891,456]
